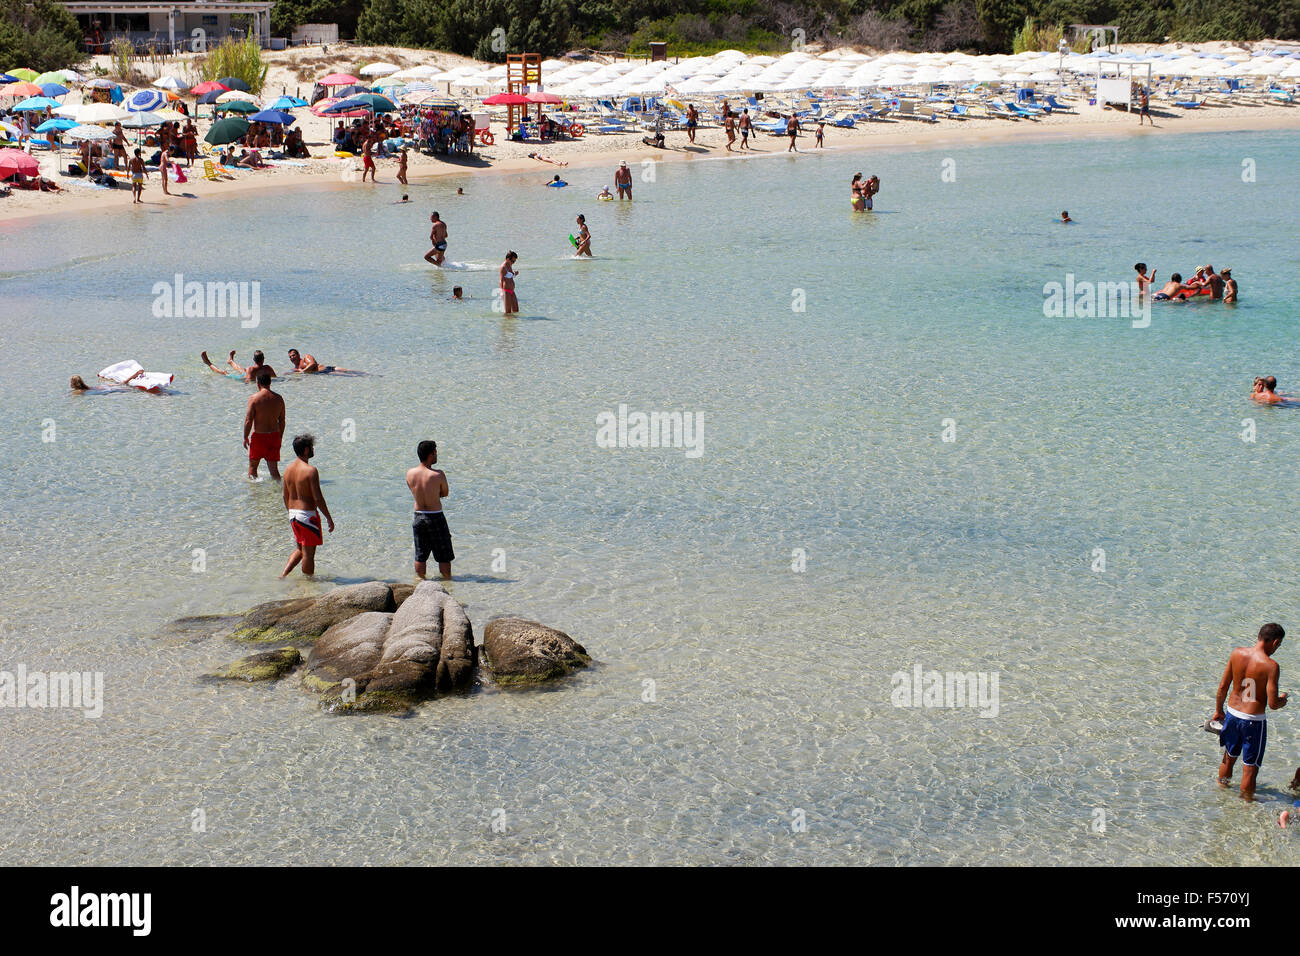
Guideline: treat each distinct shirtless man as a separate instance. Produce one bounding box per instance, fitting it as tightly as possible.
[499,251,519,314]
[1153,273,1186,301]
[286,348,355,374]
[739,109,752,149]
[280,433,334,577]
[1204,264,1225,300]
[361,132,377,183]
[425,211,448,266]
[405,439,455,579]
[574,214,592,257]
[786,114,800,152]
[1214,623,1287,799]
[243,372,285,479]
[614,161,632,200]
[1222,268,1238,302]
[128,148,147,204]
[686,104,698,144]
[201,348,276,382]
[1252,375,1285,404]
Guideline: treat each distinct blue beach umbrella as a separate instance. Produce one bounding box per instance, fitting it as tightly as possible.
[0,74,16,84]
[326,93,397,113]
[35,117,76,132]
[39,83,69,97]
[249,108,295,125]
[329,84,372,98]
[266,95,307,109]
[196,89,225,105]
[126,89,166,112]
[12,95,60,111]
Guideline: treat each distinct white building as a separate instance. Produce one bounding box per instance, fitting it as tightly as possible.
[61,1,276,52]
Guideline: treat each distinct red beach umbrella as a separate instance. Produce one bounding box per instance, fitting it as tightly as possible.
[525,91,562,104]
[0,81,44,99]
[319,73,360,87]
[190,81,229,95]
[482,92,529,105]
[0,147,40,177]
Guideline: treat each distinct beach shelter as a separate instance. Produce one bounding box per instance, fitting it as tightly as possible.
[205,116,249,145]
[249,108,295,125]
[267,95,308,109]
[217,77,251,92]
[325,93,396,112]
[319,73,360,87]
[0,147,39,178]
[120,111,166,128]
[525,91,563,104]
[482,92,528,106]
[34,117,76,132]
[32,70,69,85]
[127,89,167,112]
[216,89,257,102]
[74,102,129,124]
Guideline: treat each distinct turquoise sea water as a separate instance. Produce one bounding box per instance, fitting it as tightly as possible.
[1,130,1299,865]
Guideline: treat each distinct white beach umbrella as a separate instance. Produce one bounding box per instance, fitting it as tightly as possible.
[360,62,400,76]
[216,90,257,102]
[74,103,128,124]
[1029,70,1060,82]
[152,76,189,91]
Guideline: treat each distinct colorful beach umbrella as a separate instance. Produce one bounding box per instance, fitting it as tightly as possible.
[0,120,22,139]
[34,117,76,132]
[329,84,372,98]
[248,108,295,125]
[217,76,251,92]
[204,116,249,145]
[0,147,40,177]
[126,89,166,112]
[214,99,259,114]
[482,92,529,105]
[266,95,307,109]
[196,89,226,105]
[190,81,229,96]
[326,93,397,112]
[525,91,563,103]
[32,71,69,85]
[39,83,69,97]
[12,96,60,111]
[0,74,17,84]
[7,68,39,82]
[319,73,360,87]
[0,81,43,99]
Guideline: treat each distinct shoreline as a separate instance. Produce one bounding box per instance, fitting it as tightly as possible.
[3,109,1298,227]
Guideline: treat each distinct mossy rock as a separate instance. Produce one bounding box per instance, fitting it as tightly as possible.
[482,618,590,686]
[209,647,302,682]
[230,582,396,644]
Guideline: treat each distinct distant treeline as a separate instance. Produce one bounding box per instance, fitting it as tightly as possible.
[297,0,1300,59]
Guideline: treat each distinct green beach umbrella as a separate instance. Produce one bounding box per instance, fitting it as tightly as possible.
[205,116,249,145]
[7,68,38,82]
[33,70,69,85]
[214,99,259,114]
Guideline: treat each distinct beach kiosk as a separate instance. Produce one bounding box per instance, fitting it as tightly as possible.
[1095,59,1153,111]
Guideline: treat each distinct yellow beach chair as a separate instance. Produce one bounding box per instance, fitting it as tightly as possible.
[202,159,222,181]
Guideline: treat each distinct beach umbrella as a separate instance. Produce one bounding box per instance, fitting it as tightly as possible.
[190,80,229,95]
[319,73,360,87]
[0,120,21,139]
[83,78,116,89]
[7,68,38,82]
[34,117,76,132]
[217,76,251,92]
[65,123,113,142]
[360,62,400,76]
[12,95,61,111]
[61,69,85,83]
[121,111,167,128]
[525,90,563,103]
[214,99,259,114]
[267,95,308,109]
[0,74,15,83]
[329,84,372,98]
[0,81,43,99]
[326,92,397,112]
[196,89,227,105]
[0,147,39,177]
[127,89,166,112]
[205,116,249,145]
[482,92,529,105]
[75,102,129,123]
[216,89,257,102]
[153,76,189,91]
[39,83,69,97]
[33,70,68,85]
[249,108,295,125]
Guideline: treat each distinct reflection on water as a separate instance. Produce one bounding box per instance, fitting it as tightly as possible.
[0,132,1298,864]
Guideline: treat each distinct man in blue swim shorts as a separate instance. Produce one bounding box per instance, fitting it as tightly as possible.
[1213,622,1287,800]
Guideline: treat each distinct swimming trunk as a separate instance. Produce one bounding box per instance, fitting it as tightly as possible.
[248,430,281,462]
[413,510,455,565]
[434,241,447,251]
[1220,705,1266,766]
[131,173,143,184]
[289,508,323,548]
[363,155,375,169]
[225,370,244,379]
[1153,292,1171,301]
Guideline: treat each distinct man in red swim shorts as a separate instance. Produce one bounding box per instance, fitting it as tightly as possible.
[361,133,377,183]
[243,372,285,480]
[280,433,334,577]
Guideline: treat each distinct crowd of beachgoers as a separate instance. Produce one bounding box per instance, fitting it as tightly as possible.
[1,39,1298,219]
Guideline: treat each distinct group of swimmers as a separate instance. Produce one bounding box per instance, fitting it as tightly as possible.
[1134,262,1239,302]
[1251,376,1293,405]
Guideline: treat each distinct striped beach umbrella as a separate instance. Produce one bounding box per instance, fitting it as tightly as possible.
[127,89,166,112]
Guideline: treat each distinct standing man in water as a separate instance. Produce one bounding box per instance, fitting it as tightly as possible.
[786,113,800,152]
[280,433,334,577]
[1214,622,1287,800]
[425,211,448,266]
[244,371,285,480]
[499,251,519,314]
[614,161,632,200]
[406,439,454,580]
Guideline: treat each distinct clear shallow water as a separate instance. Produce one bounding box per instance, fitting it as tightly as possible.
[2,131,1299,865]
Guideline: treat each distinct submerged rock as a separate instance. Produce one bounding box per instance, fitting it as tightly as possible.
[482,618,590,686]
[304,581,476,713]
[230,582,396,644]
[209,647,302,682]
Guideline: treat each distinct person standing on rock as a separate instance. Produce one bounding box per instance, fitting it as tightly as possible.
[280,433,334,578]
[405,439,454,580]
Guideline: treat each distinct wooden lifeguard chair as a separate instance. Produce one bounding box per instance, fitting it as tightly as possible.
[506,53,542,133]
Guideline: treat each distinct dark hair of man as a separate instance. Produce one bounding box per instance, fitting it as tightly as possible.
[293,433,315,458]
[417,440,436,462]
[1260,623,1285,643]
[253,350,264,364]
[257,372,272,387]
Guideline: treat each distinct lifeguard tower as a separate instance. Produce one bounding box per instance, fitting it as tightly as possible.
[505,53,542,133]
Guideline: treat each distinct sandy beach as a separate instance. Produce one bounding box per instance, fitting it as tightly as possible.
[4,41,1299,225]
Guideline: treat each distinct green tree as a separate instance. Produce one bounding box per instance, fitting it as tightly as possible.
[0,0,81,73]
